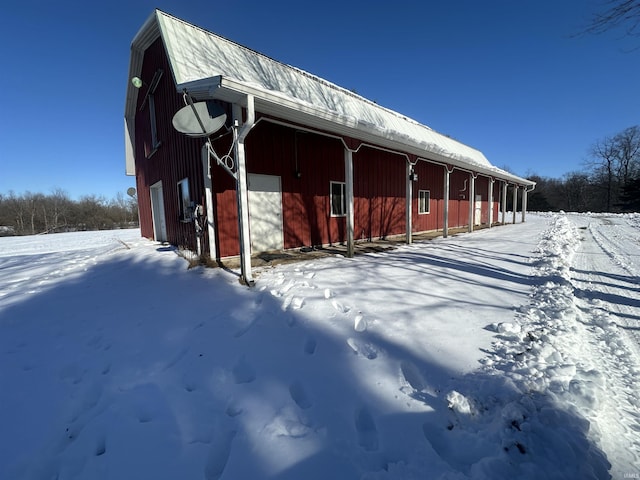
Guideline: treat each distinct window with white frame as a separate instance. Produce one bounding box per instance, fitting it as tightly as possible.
[418,190,431,214]
[330,181,346,217]
[177,178,192,222]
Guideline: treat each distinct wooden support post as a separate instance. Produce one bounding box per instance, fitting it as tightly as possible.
[512,185,518,224]
[501,181,507,224]
[233,99,254,285]
[468,173,476,233]
[443,166,451,238]
[488,178,494,228]
[344,148,354,258]
[201,145,217,260]
[406,161,413,244]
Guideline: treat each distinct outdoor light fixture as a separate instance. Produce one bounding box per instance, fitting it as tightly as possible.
[131,76,143,88]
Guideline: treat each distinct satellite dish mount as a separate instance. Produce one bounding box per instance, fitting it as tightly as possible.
[172,90,237,179]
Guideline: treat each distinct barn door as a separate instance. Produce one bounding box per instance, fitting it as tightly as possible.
[475,194,482,226]
[150,181,167,242]
[248,174,283,252]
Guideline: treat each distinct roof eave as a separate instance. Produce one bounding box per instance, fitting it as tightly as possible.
[124,11,163,176]
[182,76,534,186]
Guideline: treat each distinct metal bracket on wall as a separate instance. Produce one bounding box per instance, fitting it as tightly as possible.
[206,139,237,180]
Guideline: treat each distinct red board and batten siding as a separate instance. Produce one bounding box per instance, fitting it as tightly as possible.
[134,38,209,253]
[244,121,347,252]
[353,146,406,241]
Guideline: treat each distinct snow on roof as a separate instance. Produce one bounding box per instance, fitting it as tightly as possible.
[128,10,531,183]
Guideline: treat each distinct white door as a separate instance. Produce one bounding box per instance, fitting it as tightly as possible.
[150,182,167,242]
[475,194,482,226]
[248,174,283,252]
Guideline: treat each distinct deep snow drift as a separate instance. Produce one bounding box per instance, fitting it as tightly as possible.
[0,213,638,479]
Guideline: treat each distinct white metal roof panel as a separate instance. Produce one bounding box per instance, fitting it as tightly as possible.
[125,10,533,185]
[155,11,497,172]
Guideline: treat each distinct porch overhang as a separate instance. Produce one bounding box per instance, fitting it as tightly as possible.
[177,75,535,188]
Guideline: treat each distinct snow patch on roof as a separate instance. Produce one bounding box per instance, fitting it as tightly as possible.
[156,11,494,170]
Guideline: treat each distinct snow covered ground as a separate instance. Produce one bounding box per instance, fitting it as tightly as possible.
[0,212,638,479]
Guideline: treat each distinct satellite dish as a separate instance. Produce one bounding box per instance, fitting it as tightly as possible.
[127,187,137,197]
[172,101,227,138]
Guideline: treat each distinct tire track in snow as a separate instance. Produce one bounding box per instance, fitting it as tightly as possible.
[569,215,640,475]
[482,214,635,478]
[584,217,640,352]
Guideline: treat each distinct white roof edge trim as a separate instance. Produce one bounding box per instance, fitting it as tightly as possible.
[123,10,164,175]
[124,118,135,176]
[183,76,533,186]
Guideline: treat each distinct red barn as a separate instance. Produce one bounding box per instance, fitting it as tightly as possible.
[124,10,535,284]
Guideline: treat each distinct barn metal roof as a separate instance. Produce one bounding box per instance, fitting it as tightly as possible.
[124,10,534,186]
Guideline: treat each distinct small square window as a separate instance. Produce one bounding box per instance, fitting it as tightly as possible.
[419,190,430,214]
[330,181,346,217]
[178,178,192,222]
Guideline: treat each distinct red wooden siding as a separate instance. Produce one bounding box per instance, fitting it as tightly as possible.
[209,133,239,258]
[412,162,445,232]
[353,147,406,240]
[244,121,346,250]
[133,38,504,260]
[475,176,489,224]
[134,38,208,253]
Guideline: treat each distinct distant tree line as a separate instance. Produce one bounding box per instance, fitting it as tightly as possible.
[525,125,640,213]
[0,189,139,236]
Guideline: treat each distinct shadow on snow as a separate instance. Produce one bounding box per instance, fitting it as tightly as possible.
[0,245,611,480]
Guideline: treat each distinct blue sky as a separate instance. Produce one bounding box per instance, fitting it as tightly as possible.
[1,0,638,200]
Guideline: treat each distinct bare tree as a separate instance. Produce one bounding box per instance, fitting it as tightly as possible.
[586,125,640,211]
[49,188,73,232]
[0,190,139,235]
[562,172,593,212]
[615,125,640,183]
[584,0,640,37]
[588,135,618,211]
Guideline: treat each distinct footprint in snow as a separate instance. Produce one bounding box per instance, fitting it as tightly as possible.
[331,299,350,314]
[280,279,296,294]
[289,381,313,409]
[282,295,305,312]
[232,356,256,384]
[400,360,426,392]
[354,314,367,332]
[182,373,199,392]
[95,435,107,456]
[233,316,258,338]
[304,337,317,355]
[204,429,236,480]
[225,399,243,418]
[347,338,378,359]
[269,288,282,298]
[163,347,189,371]
[355,407,379,451]
[282,294,293,311]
